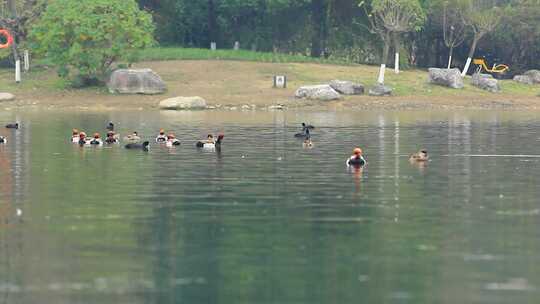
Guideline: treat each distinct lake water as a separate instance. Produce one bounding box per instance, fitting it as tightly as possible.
[1,109,540,304]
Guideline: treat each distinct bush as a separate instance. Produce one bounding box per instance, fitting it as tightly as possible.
[29,0,155,85]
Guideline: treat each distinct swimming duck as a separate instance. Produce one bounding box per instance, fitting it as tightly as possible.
[302,122,315,131]
[106,122,114,131]
[409,149,429,162]
[71,129,80,143]
[155,129,167,143]
[5,123,18,129]
[166,133,181,147]
[303,138,314,149]
[125,141,150,151]
[105,131,119,144]
[0,136,6,144]
[78,132,89,145]
[124,131,141,143]
[89,133,103,145]
[346,148,367,167]
[196,134,224,149]
[295,128,311,139]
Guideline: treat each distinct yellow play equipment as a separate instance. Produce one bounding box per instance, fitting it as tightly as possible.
[473,58,509,76]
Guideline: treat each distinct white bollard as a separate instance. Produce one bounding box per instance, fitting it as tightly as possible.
[461,57,472,77]
[377,64,386,84]
[234,41,240,51]
[394,53,399,74]
[210,42,216,51]
[15,60,21,83]
[24,50,30,72]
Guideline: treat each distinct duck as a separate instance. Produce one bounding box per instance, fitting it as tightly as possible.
[409,149,429,162]
[346,148,367,167]
[0,136,6,144]
[125,141,150,151]
[5,123,18,129]
[124,131,141,143]
[155,129,167,143]
[106,122,114,131]
[105,131,120,144]
[295,128,311,139]
[89,133,103,145]
[78,132,89,146]
[302,122,315,131]
[196,134,224,149]
[166,133,181,147]
[71,129,80,143]
[303,138,314,149]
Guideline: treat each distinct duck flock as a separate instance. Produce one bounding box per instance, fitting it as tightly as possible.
[1,121,429,167]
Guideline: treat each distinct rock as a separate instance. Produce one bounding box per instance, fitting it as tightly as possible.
[159,96,207,110]
[513,75,533,85]
[428,68,464,89]
[108,69,166,94]
[329,80,364,95]
[295,85,341,101]
[471,73,500,93]
[524,70,540,83]
[368,83,392,96]
[0,93,15,102]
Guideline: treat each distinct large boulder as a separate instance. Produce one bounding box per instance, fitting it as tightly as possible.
[329,80,365,95]
[513,75,534,85]
[368,83,392,96]
[524,70,540,83]
[0,93,15,102]
[471,73,500,93]
[428,68,464,89]
[159,96,207,110]
[295,85,341,101]
[108,69,166,94]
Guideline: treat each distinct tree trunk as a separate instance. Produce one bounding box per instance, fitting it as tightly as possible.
[207,0,219,47]
[462,35,479,76]
[378,33,390,84]
[393,34,400,74]
[310,0,327,58]
[447,47,454,69]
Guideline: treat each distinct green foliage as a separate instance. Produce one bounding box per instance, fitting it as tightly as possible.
[28,0,155,84]
[371,0,426,32]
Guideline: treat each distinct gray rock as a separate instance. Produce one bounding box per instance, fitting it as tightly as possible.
[329,80,365,95]
[524,70,540,83]
[108,69,166,94]
[0,93,15,102]
[513,75,533,85]
[471,73,500,93]
[295,85,341,101]
[159,96,207,110]
[428,68,464,89]
[368,83,392,96]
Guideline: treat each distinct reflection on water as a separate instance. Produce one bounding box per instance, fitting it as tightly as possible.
[1,109,540,304]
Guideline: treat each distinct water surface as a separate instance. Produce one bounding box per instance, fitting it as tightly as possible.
[1,109,540,304]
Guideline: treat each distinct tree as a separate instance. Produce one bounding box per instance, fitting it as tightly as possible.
[29,0,155,85]
[461,1,502,76]
[363,0,425,83]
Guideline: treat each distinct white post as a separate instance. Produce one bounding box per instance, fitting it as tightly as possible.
[377,64,386,84]
[210,42,216,51]
[24,50,30,72]
[15,60,21,83]
[394,53,399,74]
[234,41,240,51]
[447,55,452,69]
[461,57,472,77]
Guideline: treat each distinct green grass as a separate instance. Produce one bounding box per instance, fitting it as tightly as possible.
[134,47,351,65]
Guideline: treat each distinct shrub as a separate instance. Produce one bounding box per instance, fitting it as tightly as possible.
[29,0,155,85]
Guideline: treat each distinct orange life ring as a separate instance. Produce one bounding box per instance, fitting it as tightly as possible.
[0,29,14,49]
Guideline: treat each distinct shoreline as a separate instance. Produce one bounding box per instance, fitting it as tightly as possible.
[1,60,539,112]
